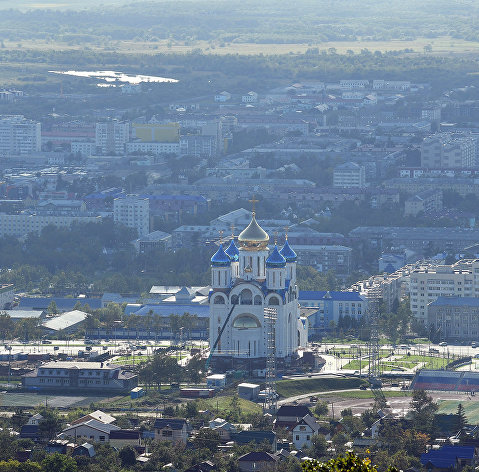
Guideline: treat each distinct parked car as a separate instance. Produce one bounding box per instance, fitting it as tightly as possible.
[439,342,447,347]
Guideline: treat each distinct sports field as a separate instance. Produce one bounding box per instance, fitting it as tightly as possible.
[0,392,108,408]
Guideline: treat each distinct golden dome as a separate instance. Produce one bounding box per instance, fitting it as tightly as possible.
[238,212,269,250]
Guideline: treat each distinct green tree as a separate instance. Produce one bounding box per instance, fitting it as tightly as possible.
[118,446,136,467]
[307,434,328,459]
[47,301,59,315]
[302,451,398,472]
[314,402,329,417]
[457,403,468,433]
[41,454,77,472]
[37,408,63,440]
[192,428,220,453]
[0,313,14,342]
[410,390,438,434]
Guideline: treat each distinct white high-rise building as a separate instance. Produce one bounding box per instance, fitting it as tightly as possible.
[209,211,307,369]
[409,260,479,324]
[420,134,476,169]
[95,120,130,155]
[0,115,41,156]
[333,162,366,188]
[113,195,149,237]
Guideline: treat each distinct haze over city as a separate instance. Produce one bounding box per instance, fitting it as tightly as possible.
[0,1,479,471]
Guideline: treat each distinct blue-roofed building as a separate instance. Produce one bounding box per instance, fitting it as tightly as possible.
[18,297,102,312]
[428,296,479,342]
[421,445,477,471]
[299,290,367,336]
[134,304,210,318]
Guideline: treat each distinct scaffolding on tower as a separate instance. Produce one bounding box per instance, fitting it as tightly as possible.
[263,307,278,415]
[367,294,385,400]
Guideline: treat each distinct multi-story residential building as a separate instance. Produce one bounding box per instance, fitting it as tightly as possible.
[349,266,411,312]
[242,91,258,103]
[404,189,443,217]
[333,162,366,188]
[372,80,410,91]
[409,260,479,324]
[340,79,370,90]
[422,106,441,122]
[0,211,101,238]
[180,135,217,158]
[0,115,41,155]
[428,297,479,342]
[22,361,138,393]
[131,121,180,143]
[71,142,95,157]
[126,141,180,155]
[113,195,149,237]
[421,134,476,169]
[349,226,479,253]
[0,284,14,309]
[293,244,353,276]
[95,120,130,155]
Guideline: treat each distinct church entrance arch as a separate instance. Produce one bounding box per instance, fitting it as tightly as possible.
[231,313,262,358]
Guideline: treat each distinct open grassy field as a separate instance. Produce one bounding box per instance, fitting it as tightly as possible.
[318,390,412,400]
[3,36,479,57]
[342,354,449,372]
[437,400,479,423]
[199,395,262,416]
[276,377,363,398]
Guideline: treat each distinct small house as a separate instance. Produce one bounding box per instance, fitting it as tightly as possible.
[206,374,226,389]
[238,383,260,401]
[154,418,188,445]
[238,451,278,472]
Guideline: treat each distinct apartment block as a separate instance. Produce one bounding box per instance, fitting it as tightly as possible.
[333,162,366,188]
[113,195,149,237]
[404,189,443,217]
[132,121,180,143]
[349,265,412,312]
[428,297,479,342]
[0,212,101,238]
[0,115,41,156]
[126,141,180,155]
[95,121,130,155]
[293,244,353,277]
[409,260,479,324]
[421,134,476,169]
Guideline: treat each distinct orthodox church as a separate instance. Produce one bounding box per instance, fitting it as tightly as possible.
[209,209,308,369]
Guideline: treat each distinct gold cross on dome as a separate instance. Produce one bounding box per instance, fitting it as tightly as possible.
[284,226,289,240]
[274,231,278,245]
[230,224,236,237]
[249,195,259,214]
[219,230,224,242]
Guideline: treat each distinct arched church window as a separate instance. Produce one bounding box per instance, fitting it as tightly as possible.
[214,295,225,304]
[254,295,262,305]
[240,289,253,305]
[231,294,239,305]
[268,296,280,306]
[233,315,261,329]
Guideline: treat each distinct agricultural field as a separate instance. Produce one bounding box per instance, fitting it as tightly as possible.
[2,36,479,57]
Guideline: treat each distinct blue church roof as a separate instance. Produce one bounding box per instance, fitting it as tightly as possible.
[266,245,286,268]
[280,240,297,262]
[225,239,239,261]
[211,244,231,267]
